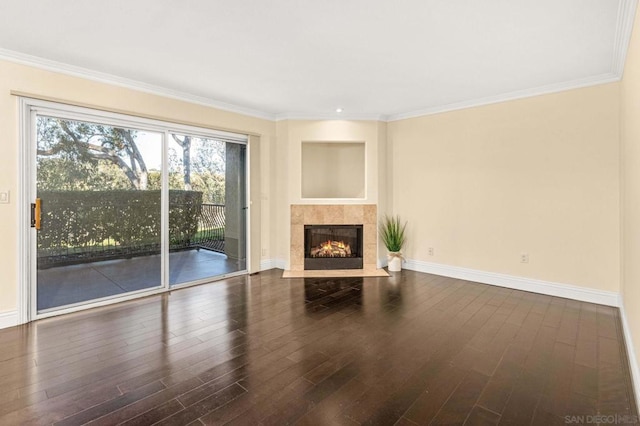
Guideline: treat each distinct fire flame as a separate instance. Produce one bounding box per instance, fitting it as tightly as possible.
[321,240,345,251]
[311,240,352,258]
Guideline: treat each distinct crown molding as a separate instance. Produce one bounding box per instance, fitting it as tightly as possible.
[386,72,620,122]
[2,0,636,129]
[0,46,626,124]
[613,0,638,76]
[275,112,388,122]
[0,48,277,121]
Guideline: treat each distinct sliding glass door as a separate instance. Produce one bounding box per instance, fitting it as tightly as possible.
[35,116,163,311]
[168,134,247,286]
[26,100,248,317]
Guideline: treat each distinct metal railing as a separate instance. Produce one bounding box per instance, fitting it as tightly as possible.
[194,203,225,253]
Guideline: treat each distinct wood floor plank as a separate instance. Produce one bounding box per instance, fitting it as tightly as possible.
[575,302,599,369]
[0,269,635,425]
[475,355,521,415]
[86,376,202,426]
[150,383,246,426]
[296,378,370,425]
[464,405,501,425]
[53,380,166,426]
[429,370,490,424]
[498,370,546,425]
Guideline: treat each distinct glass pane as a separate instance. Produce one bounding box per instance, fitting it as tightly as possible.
[36,116,162,311]
[168,135,246,286]
[224,142,247,268]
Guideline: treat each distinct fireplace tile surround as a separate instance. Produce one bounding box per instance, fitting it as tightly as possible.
[289,204,378,272]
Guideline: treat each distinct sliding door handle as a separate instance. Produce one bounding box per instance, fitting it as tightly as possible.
[30,198,41,230]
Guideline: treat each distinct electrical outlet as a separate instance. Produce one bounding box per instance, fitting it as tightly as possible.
[520,253,529,263]
[0,191,8,204]
[428,247,434,256]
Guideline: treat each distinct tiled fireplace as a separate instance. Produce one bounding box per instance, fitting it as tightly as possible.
[290,204,377,271]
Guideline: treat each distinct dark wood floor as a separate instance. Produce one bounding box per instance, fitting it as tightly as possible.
[0,269,636,425]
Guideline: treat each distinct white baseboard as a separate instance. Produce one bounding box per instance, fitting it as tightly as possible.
[260,259,275,271]
[619,300,640,412]
[260,258,286,271]
[274,258,286,270]
[0,311,18,330]
[403,258,620,307]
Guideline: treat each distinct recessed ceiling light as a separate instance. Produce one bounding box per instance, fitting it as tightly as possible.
[336,108,343,113]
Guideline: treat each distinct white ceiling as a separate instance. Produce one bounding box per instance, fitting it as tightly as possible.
[0,0,636,121]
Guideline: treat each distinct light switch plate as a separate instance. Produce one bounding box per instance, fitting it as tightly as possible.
[0,191,9,204]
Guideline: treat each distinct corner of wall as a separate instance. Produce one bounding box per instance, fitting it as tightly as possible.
[619,0,640,412]
[619,302,640,414]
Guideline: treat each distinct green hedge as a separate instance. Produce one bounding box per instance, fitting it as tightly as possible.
[37,190,203,260]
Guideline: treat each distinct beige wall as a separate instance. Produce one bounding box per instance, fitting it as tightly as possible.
[387,83,621,291]
[273,120,291,264]
[0,60,276,314]
[622,4,640,394]
[0,49,629,320]
[377,121,390,263]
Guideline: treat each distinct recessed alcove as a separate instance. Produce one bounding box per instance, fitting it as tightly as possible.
[301,142,365,199]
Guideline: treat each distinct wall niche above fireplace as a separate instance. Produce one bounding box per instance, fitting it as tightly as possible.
[304,225,363,270]
[301,142,365,199]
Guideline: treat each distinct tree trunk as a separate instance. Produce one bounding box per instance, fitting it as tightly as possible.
[183,136,192,190]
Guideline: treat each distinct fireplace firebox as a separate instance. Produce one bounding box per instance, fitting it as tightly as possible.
[304,224,363,270]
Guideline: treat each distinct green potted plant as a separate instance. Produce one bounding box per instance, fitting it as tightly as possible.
[379,215,407,272]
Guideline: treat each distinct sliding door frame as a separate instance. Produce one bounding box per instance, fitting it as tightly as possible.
[18,97,250,323]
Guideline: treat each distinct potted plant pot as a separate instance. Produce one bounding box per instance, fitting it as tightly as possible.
[387,252,403,272]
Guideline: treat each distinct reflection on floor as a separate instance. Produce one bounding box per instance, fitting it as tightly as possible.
[37,249,245,311]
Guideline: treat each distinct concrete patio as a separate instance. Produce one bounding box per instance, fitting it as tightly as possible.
[37,249,245,311]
